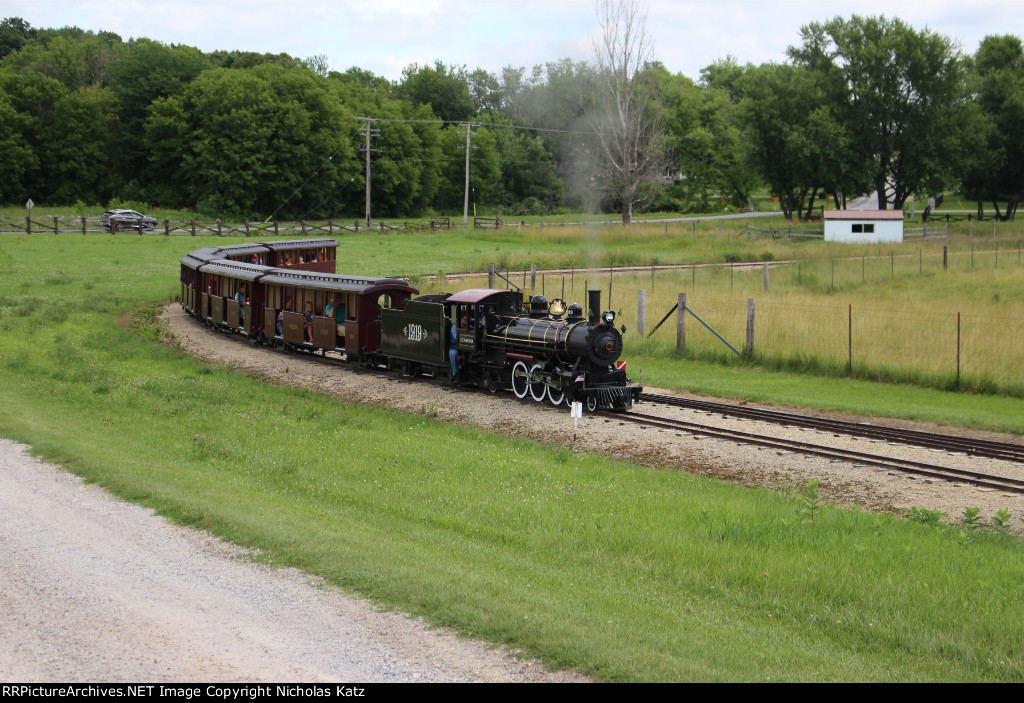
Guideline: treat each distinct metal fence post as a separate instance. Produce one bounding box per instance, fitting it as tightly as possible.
[745,298,755,355]
[677,293,686,351]
[848,304,853,372]
[956,312,961,389]
[637,289,646,336]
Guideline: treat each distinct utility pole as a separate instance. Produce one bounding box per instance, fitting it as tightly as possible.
[357,118,381,227]
[458,122,478,225]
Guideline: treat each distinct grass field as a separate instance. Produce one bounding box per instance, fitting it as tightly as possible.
[1,230,1023,681]
[408,227,1024,398]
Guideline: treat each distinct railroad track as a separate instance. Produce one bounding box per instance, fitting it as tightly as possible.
[603,410,1024,495]
[642,393,1024,464]
[197,315,1024,494]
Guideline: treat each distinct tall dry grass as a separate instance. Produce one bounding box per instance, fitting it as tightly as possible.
[426,232,1024,396]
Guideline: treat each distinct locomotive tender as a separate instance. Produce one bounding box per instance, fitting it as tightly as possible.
[180,239,641,410]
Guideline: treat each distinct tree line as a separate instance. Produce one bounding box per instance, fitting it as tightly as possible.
[0,14,1020,221]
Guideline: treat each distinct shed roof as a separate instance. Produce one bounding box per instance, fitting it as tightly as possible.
[823,210,904,221]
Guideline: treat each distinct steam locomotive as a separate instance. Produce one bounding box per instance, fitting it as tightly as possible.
[180,239,641,410]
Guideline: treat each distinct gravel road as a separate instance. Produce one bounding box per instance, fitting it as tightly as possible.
[0,439,585,682]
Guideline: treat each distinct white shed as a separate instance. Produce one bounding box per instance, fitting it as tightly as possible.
[823,210,904,243]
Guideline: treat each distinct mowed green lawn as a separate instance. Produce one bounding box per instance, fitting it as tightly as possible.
[1,232,1022,682]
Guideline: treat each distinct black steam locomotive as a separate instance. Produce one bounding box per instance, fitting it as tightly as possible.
[381,287,640,410]
[180,240,641,411]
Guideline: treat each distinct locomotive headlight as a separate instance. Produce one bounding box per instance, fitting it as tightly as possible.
[602,311,616,324]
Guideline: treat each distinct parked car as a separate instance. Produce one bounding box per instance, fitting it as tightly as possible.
[101,209,157,232]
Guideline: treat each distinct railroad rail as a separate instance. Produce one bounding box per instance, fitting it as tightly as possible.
[641,393,1024,464]
[605,410,1024,495]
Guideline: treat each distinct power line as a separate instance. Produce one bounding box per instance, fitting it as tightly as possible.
[354,115,601,137]
[297,179,355,221]
[264,145,345,222]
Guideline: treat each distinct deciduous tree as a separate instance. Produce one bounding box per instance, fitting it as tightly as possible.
[738,63,862,220]
[962,35,1024,220]
[790,15,973,210]
[589,0,666,224]
[396,60,475,123]
[145,65,356,218]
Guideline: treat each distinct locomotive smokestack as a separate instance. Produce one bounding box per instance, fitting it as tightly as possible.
[588,290,601,324]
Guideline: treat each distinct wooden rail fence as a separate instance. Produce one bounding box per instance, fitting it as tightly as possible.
[0,217,445,236]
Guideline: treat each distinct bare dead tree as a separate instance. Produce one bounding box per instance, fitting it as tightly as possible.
[590,0,666,225]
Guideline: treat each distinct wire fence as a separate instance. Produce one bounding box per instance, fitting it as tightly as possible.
[439,245,1024,395]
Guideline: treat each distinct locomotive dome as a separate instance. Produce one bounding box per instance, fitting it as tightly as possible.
[529,295,549,316]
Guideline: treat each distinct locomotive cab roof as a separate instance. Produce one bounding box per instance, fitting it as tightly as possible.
[445,288,522,313]
[445,288,511,303]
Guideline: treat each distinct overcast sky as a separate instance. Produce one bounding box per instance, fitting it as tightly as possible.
[4,0,1017,81]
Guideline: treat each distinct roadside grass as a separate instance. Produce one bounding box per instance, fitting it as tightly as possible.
[2,317,1023,681]
[2,234,1024,680]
